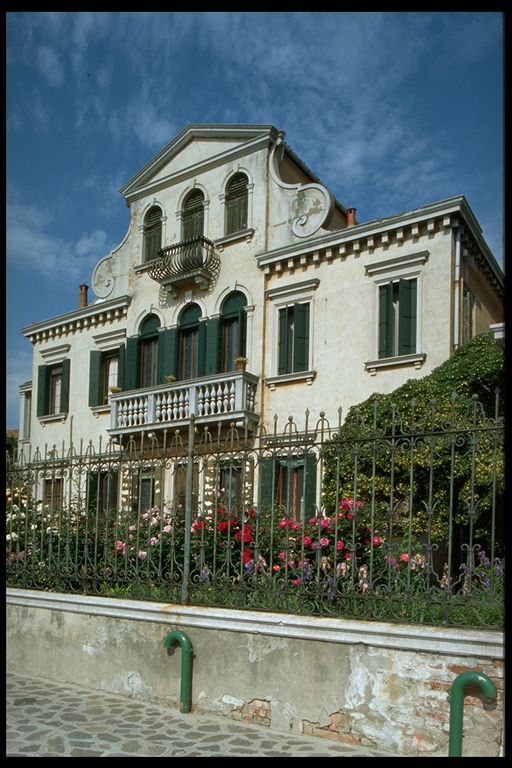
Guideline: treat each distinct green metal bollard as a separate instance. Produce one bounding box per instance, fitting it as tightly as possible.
[447,671,497,757]
[163,630,193,714]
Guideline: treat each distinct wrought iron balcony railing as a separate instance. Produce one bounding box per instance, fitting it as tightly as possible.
[147,236,220,296]
[108,370,259,435]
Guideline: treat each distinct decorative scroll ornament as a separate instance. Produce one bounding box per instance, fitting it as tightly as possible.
[269,133,334,238]
[91,256,114,298]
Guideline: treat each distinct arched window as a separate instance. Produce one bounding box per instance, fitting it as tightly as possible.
[225,173,248,235]
[143,206,162,262]
[221,292,247,371]
[139,314,159,387]
[179,303,202,380]
[182,189,205,241]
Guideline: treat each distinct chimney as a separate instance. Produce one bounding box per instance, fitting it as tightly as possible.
[79,284,89,308]
[346,207,357,227]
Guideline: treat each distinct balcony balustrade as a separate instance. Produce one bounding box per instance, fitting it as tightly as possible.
[147,236,220,296]
[108,371,259,435]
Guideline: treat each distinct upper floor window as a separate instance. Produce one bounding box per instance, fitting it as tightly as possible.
[221,292,247,372]
[143,206,163,262]
[278,303,310,374]
[139,314,160,388]
[378,278,417,359]
[37,360,70,418]
[225,173,248,236]
[179,303,202,380]
[182,189,205,241]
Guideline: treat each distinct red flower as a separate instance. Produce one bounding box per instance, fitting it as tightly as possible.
[234,524,253,543]
[242,547,252,564]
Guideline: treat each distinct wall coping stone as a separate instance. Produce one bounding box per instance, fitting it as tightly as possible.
[7,588,503,660]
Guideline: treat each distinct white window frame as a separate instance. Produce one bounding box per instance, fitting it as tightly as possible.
[265,278,319,388]
[364,251,428,374]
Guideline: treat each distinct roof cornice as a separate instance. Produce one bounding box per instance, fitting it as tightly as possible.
[257,195,504,294]
[21,295,132,343]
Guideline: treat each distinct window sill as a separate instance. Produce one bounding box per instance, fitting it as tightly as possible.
[91,404,111,417]
[215,228,255,250]
[38,412,68,425]
[365,353,426,376]
[265,370,316,390]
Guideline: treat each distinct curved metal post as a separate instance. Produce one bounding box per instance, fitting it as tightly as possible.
[163,630,193,713]
[448,671,497,757]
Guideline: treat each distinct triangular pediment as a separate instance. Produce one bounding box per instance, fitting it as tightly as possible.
[120,124,279,202]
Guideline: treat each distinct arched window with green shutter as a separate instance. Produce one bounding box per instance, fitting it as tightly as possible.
[225,173,248,235]
[182,189,204,241]
[221,291,247,371]
[143,205,162,262]
[178,303,204,380]
[139,314,160,388]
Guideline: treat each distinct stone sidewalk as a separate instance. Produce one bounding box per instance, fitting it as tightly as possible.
[6,671,404,757]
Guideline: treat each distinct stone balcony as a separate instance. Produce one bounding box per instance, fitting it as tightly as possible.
[108,371,259,436]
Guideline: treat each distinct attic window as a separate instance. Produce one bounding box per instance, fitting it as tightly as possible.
[225,173,248,235]
[143,206,163,262]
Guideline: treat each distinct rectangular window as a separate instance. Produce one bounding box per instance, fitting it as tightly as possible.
[37,360,70,417]
[22,392,31,439]
[179,329,198,380]
[173,462,199,511]
[140,338,158,387]
[103,354,119,396]
[48,366,62,415]
[378,278,417,358]
[462,287,475,345]
[43,478,63,512]
[260,454,316,521]
[87,470,119,518]
[278,303,310,374]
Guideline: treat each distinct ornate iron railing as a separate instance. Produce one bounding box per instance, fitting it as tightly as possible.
[147,236,220,294]
[6,392,504,628]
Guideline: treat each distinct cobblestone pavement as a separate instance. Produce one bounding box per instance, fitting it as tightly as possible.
[7,671,402,757]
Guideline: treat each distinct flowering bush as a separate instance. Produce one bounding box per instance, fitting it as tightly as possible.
[5,487,503,627]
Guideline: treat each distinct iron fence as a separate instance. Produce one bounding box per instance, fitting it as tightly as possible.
[6,392,504,628]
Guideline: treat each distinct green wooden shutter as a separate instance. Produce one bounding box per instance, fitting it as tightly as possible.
[259,457,276,509]
[237,309,247,358]
[398,278,417,355]
[60,359,70,414]
[303,453,317,518]
[197,320,207,377]
[278,308,288,374]
[86,471,99,515]
[125,337,140,390]
[293,303,309,372]
[205,316,221,375]
[226,173,248,235]
[36,365,49,417]
[378,284,394,358]
[157,328,178,384]
[183,190,204,240]
[89,350,102,407]
[117,344,126,389]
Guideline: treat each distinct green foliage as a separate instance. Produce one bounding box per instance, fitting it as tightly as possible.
[322,333,505,554]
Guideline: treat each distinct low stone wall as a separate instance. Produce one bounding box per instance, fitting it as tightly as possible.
[6,589,504,757]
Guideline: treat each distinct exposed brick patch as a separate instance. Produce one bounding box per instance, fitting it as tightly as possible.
[241,699,271,727]
[302,711,361,746]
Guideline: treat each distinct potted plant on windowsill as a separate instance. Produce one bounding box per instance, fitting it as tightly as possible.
[164,374,176,384]
[109,386,122,394]
[234,356,247,371]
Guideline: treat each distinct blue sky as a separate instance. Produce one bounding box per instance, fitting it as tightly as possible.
[6,11,504,430]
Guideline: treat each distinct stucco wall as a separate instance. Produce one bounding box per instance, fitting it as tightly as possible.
[6,589,503,757]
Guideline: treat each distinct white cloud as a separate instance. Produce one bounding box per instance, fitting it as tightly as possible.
[7,202,111,283]
[37,45,64,87]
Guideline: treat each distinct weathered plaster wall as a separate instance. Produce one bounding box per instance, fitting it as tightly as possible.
[6,589,504,757]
